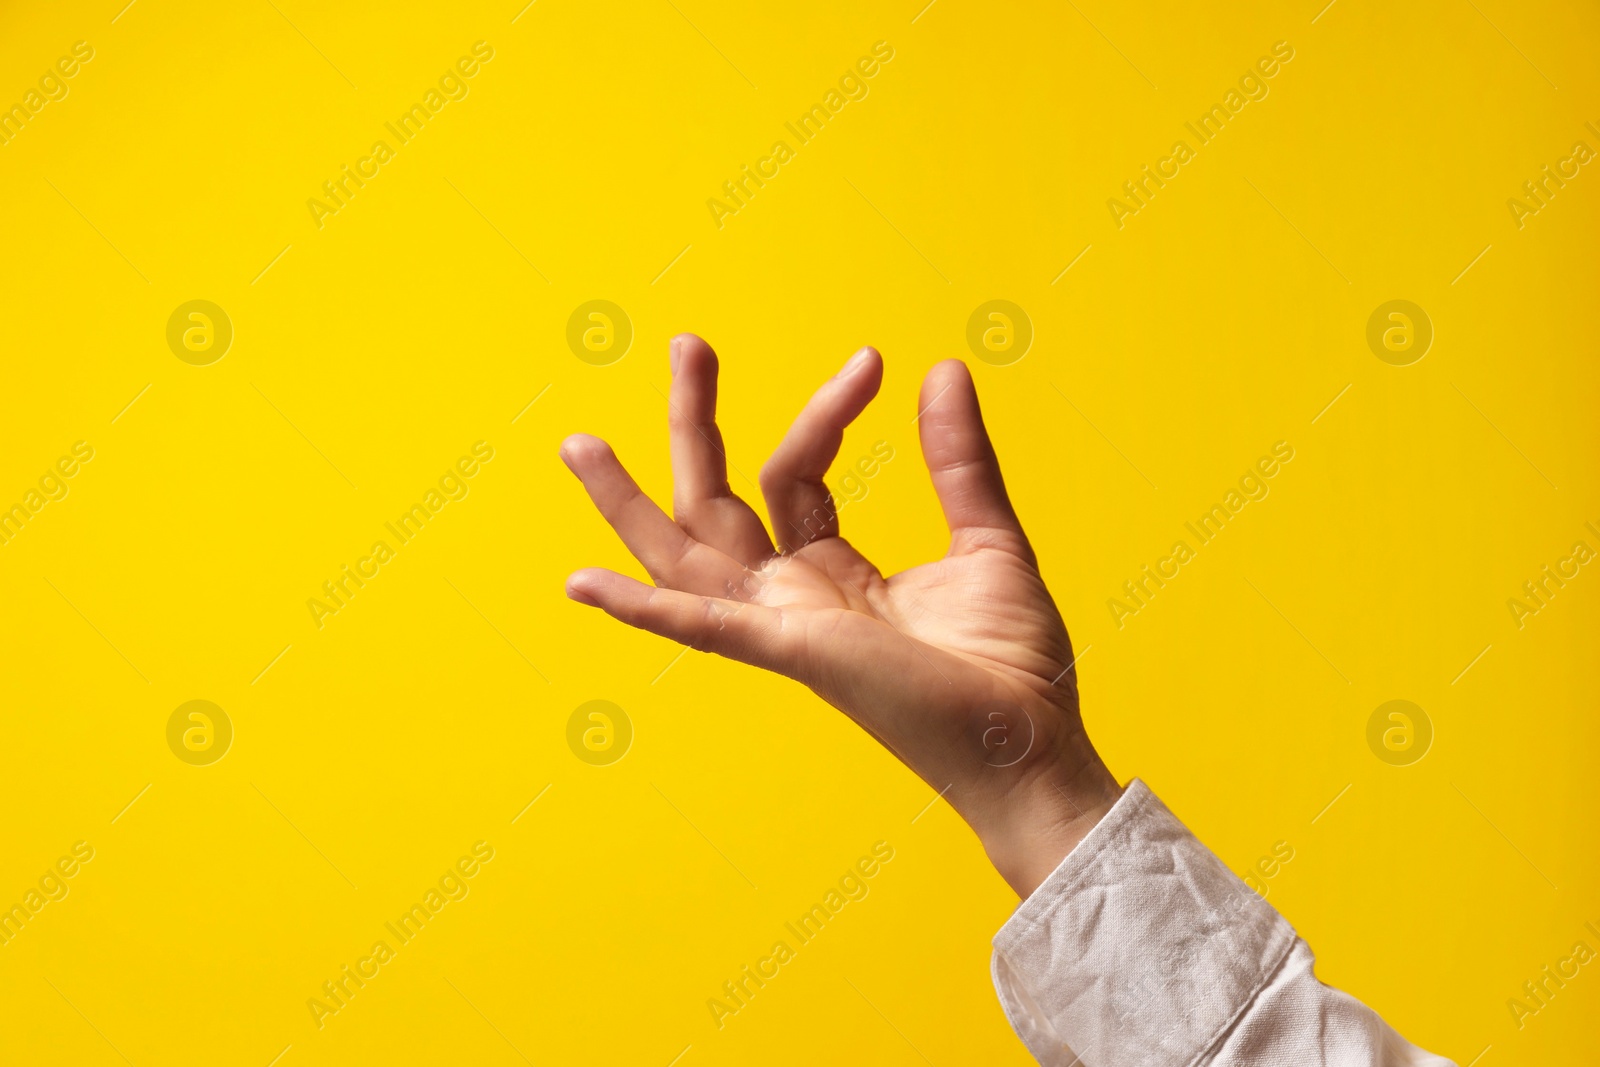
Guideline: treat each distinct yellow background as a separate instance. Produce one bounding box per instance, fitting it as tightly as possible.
[2,0,1596,1063]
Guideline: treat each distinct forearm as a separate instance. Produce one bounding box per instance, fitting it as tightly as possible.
[988,781,1455,1066]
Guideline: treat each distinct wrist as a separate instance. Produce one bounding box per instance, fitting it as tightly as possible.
[970,734,1122,899]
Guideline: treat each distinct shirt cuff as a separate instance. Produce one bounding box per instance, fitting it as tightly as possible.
[991,779,1298,1067]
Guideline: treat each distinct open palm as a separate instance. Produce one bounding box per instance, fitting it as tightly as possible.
[563,334,1118,890]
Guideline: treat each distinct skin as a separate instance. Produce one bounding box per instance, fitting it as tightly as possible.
[561,333,1123,898]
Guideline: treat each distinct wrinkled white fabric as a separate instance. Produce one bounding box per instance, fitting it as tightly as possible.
[991,780,1454,1066]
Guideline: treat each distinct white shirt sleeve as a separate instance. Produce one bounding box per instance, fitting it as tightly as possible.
[990,779,1455,1067]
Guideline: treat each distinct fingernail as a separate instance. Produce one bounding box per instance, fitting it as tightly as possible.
[566,576,600,606]
[669,337,682,377]
[836,346,873,379]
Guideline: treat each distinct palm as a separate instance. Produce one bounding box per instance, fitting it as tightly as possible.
[766,538,1071,688]
[563,335,1083,798]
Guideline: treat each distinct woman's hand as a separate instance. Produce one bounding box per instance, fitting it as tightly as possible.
[561,334,1121,897]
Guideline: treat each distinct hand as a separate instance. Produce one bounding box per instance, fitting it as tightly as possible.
[561,334,1122,897]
